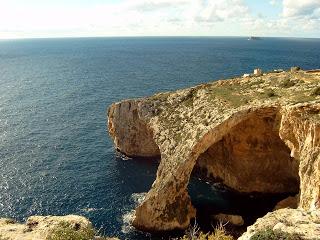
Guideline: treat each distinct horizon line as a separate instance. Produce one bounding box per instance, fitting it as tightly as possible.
[0,35,320,41]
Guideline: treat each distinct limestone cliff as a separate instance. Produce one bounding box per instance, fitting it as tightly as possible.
[0,215,118,240]
[239,209,320,240]
[108,69,320,232]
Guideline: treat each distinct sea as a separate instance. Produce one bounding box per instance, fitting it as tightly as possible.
[0,37,319,239]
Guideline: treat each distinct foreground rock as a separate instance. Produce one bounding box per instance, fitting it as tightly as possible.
[0,215,117,240]
[239,208,320,240]
[108,69,320,231]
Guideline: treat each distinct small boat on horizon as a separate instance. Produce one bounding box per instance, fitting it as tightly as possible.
[248,36,261,40]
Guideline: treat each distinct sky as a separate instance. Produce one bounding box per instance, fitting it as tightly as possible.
[0,0,319,39]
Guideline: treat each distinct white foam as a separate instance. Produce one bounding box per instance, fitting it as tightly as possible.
[131,192,147,206]
[81,207,103,213]
[115,151,132,161]
[121,210,136,234]
[121,192,147,234]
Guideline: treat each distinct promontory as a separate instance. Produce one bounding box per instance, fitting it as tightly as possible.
[108,68,320,239]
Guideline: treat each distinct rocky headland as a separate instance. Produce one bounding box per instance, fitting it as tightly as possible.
[0,215,118,240]
[108,68,320,239]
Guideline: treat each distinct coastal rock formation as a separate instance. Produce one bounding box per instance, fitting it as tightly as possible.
[0,215,89,240]
[239,208,320,240]
[108,100,160,157]
[0,215,117,240]
[108,69,320,232]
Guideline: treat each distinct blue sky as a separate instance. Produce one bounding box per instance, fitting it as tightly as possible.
[0,0,319,39]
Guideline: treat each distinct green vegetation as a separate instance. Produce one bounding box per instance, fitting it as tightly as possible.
[264,89,277,98]
[46,221,95,240]
[3,219,15,224]
[177,223,234,240]
[207,85,249,108]
[311,86,320,96]
[251,228,302,240]
[279,79,296,88]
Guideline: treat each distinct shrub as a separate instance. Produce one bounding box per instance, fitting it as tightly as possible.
[264,89,276,97]
[311,87,320,96]
[3,218,16,224]
[280,79,296,88]
[177,222,234,240]
[46,221,95,240]
[251,228,302,240]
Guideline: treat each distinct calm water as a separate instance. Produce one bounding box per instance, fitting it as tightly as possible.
[0,37,319,239]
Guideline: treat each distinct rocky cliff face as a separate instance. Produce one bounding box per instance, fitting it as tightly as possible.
[239,208,320,240]
[0,215,109,240]
[108,100,160,157]
[107,69,320,233]
[0,215,118,240]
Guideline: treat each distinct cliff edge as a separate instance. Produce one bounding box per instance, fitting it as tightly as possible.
[0,215,118,240]
[108,68,320,236]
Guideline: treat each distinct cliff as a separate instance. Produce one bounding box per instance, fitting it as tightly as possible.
[0,215,118,240]
[107,68,320,237]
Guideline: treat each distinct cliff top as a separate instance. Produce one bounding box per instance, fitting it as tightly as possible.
[137,68,320,152]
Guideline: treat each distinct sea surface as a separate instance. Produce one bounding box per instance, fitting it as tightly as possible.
[0,37,319,239]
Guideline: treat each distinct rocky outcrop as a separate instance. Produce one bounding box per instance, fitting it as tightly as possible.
[108,100,160,157]
[0,215,89,240]
[0,215,117,240]
[107,69,320,232]
[239,208,320,240]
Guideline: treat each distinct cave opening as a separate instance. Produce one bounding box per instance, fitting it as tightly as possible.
[187,111,300,236]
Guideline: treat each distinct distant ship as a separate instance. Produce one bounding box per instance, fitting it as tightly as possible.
[248,36,261,40]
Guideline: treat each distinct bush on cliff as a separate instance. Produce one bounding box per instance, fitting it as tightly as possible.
[178,222,234,240]
[46,221,95,240]
[311,86,320,96]
[251,228,302,240]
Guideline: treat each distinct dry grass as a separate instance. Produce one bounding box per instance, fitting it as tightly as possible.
[176,222,234,240]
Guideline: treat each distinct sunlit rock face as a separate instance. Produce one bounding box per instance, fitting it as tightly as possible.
[239,208,320,240]
[108,100,160,158]
[196,109,299,193]
[108,69,320,232]
[0,215,92,240]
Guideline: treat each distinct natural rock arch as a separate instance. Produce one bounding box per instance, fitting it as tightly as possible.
[131,105,319,231]
[195,107,299,193]
[108,100,320,232]
[108,70,320,233]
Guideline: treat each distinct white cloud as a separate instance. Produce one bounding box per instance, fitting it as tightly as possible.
[0,0,251,38]
[0,0,318,39]
[283,0,320,18]
[191,0,249,23]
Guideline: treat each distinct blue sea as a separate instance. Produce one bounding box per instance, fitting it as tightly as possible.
[0,37,319,239]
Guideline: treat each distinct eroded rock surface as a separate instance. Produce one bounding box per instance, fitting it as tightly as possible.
[108,100,160,157]
[239,208,320,240]
[108,69,320,231]
[0,215,93,240]
[273,195,298,210]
